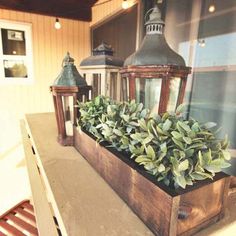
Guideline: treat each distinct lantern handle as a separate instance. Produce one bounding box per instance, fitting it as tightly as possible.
[144,1,163,24]
[144,7,155,24]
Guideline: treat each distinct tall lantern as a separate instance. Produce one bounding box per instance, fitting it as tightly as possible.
[120,5,191,114]
[51,52,92,146]
[80,42,123,100]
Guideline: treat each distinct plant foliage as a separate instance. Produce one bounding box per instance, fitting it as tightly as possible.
[77,96,231,189]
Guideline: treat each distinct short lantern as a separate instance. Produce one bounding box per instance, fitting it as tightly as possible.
[51,52,92,146]
[80,42,123,100]
[120,5,191,114]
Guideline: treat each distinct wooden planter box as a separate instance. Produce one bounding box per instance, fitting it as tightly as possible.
[74,128,230,236]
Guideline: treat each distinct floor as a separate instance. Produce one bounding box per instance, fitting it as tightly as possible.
[0,111,31,215]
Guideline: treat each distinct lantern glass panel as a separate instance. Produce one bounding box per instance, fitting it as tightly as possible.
[167,77,181,112]
[110,72,117,100]
[135,78,162,113]
[92,73,101,97]
[62,96,74,136]
[121,77,129,101]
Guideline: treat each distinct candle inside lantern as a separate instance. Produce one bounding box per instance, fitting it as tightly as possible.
[65,120,73,136]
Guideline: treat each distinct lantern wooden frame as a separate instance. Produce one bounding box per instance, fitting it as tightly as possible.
[50,85,91,146]
[80,64,122,101]
[120,65,191,113]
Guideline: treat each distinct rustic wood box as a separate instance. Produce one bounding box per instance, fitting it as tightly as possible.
[74,128,230,236]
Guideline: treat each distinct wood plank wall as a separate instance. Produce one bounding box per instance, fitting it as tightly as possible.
[0,1,128,121]
[0,1,122,155]
[0,9,90,117]
[91,0,123,27]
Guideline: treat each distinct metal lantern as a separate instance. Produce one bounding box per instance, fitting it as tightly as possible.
[51,52,92,146]
[120,5,191,114]
[80,42,123,100]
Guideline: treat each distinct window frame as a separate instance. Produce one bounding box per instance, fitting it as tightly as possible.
[0,19,33,84]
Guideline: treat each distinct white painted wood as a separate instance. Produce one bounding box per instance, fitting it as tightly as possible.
[80,66,122,101]
[20,120,58,236]
[24,113,154,236]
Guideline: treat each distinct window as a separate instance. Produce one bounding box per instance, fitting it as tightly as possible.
[164,0,236,153]
[0,20,33,84]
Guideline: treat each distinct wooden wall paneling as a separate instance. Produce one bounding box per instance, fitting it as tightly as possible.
[50,17,57,100]
[78,21,83,63]
[0,9,90,117]
[83,22,90,63]
[37,14,44,112]
[61,18,67,55]
[0,9,9,18]
[45,16,52,112]
[22,12,31,113]
[31,13,39,113]
[0,9,91,168]
[72,20,78,65]
[91,0,123,27]
[68,19,74,59]
[55,18,62,81]
[72,21,78,64]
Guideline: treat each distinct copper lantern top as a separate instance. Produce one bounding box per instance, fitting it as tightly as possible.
[53,52,87,86]
[124,5,185,66]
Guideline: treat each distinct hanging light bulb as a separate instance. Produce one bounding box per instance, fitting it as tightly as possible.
[208,4,215,13]
[55,18,61,29]
[122,0,129,9]
[198,39,206,47]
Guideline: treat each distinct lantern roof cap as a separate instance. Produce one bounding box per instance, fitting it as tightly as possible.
[124,5,186,67]
[80,42,123,67]
[145,5,164,26]
[93,42,113,56]
[53,52,87,87]
[63,52,75,64]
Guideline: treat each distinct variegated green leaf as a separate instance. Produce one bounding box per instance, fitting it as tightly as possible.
[183,136,192,144]
[176,175,187,188]
[177,121,191,133]
[146,145,156,160]
[171,131,183,140]
[113,129,123,136]
[163,119,172,131]
[172,138,184,150]
[158,164,165,172]
[160,142,167,153]
[178,159,189,172]
[221,150,231,160]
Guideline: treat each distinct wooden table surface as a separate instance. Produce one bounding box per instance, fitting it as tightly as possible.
[24,113,236,236]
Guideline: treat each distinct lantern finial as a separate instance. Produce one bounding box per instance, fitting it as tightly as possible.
[62,52,75,67]
[53,52,87,87]
[144,5,164,35]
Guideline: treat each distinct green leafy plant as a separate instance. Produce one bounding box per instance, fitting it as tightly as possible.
[78,96,114,139]
[77,96,231,189]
